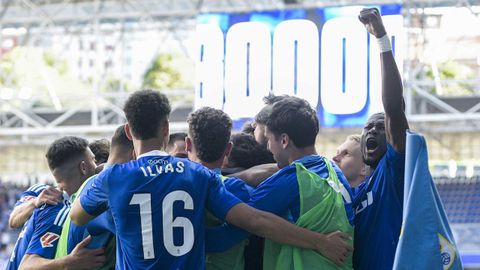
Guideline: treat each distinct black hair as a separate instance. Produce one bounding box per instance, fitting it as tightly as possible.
[228,133,274,169]
[187,107,231,163]
[265,96,319,148]
[46,136,90,170]
[111,125,133,151]
[168,132,188,148]
[255,94,287,124]
[241,122,255,135]
[123,90,171,140]
[88,139,110,164]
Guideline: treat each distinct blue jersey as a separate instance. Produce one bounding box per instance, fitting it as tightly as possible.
[352,144,405,270]
[206,155,354,252]
[7,196,70,270]
[212,168,253,203]
[15,184,48,207]
[68,175,115,253]
[79,150,242,270]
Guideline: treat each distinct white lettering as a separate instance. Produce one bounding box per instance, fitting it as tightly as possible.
[224,22,271,119]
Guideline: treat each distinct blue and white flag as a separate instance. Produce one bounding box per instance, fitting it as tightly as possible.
[393,131,463,270]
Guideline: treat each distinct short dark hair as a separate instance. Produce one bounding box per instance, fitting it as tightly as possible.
[168,132,187,148]
[187,107,232,163]
[111,125,133,151]
[89,139,110,164]
[228,133,274,169]
[266,96,319,148]
[255,94,287,124]
[46,136,90,170]
[241,122,255,135]
[123,90,171,140]
[263,93,286,105]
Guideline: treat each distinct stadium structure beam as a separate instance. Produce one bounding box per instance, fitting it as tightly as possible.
[1,0,480,145]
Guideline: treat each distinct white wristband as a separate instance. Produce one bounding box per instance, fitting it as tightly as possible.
[376,34,392,53]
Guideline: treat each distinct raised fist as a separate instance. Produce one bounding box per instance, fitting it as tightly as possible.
[358,8,386,38]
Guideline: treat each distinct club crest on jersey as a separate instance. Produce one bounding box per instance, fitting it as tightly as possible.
[40,232,60,248]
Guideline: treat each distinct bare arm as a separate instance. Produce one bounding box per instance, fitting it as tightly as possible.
[359,8,409,153]
[70,199,96,226]
[228,163,278,187]
[226,203,352,266]
[9,201,36,229]
[19,236,106,270]
[9,187,62,228]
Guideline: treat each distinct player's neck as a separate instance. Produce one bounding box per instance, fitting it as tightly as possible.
[201,159,223,170]
[134,138,166,156]
[288,145,317,164]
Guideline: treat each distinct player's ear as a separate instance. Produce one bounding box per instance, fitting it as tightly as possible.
[281,133,290,149]
[124,124,133,140]
[224,142,233,158]
[163,119,170,144]
[79,160,87,175]
[185,136,192,153]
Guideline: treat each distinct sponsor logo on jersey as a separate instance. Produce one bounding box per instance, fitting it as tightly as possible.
[40,232,60,248]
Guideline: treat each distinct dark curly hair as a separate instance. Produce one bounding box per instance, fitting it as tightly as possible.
[123,90,171,140]
[228,133,274,169]
[46,136,90,170]
[266,96,319,148]
[187,107,231,163]
[89,139,110,164]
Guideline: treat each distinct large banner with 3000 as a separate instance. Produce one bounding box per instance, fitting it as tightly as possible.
[195,4,403,128]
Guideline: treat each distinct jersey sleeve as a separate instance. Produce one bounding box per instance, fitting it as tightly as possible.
[205,173,242,221]
[25,205,68,258]
[223,177,254,202]
[247,168,299,217]
[206,168,299,252]
[15,184,48,207]
[79,168,111,217]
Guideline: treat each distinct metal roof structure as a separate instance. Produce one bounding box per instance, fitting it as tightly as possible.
[1,0,480,145]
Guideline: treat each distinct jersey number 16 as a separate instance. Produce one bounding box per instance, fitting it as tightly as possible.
[129,191,194,259]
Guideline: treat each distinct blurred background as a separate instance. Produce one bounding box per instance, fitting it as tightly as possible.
[0,0,479,268]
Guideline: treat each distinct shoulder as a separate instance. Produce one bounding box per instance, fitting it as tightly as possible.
[26,183,48,193]
[36,201,70,227]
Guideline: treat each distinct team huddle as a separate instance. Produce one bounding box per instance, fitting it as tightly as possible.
[6,8,410,270]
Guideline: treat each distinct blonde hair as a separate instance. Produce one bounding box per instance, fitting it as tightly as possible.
[346,134,361,143]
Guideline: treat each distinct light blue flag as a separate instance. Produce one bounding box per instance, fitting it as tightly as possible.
[393,131,463,270]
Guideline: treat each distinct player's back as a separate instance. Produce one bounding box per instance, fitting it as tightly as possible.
[105,151,238,270]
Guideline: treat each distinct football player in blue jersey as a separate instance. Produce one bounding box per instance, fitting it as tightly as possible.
[9,184,63,229]
[8,136,106,270]
[55,125,135,269]
[352,8,410,270]
[206,96,355,269]
[186,107,254,270]
[70,90,352,270]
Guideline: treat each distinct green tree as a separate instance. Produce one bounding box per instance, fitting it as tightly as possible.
[142,53,184,90]
[424,61,476,96]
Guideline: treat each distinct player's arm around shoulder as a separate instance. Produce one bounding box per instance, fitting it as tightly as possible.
[19,236,106,270]
[225,203,353,266]
[9,185,62,229]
